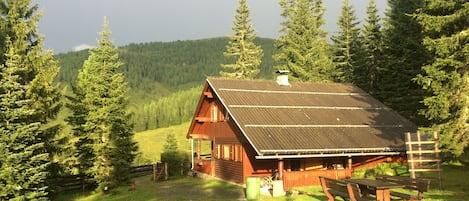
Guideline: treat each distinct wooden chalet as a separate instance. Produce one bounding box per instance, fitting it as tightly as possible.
[186,75,417,191]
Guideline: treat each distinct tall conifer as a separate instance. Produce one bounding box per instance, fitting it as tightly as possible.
[378,0,429,125]
[221,0,263,79]
[70,18,137,189]
[355,0,382,94]
[331,0,361,83]
[274,0,334,82]
[65,84,93,183]
[0,0,61,199]
[414,0,469,156]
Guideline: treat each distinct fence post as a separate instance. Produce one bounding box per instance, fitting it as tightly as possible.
[434,132,442,190]
[164,162,168,180]
[406,132,415,179]
[153,163,157,183]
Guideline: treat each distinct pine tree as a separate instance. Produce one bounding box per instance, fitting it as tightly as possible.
[355,0,383,94]
[377,0,429,125]
[0,0,61,199]
[330,0,361,83]
[70,18,137,189]
[414,0,469,157]
[274,0,334,82]
[221,0,263,79]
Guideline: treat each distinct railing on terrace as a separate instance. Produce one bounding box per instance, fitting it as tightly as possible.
[193,159,212,175]
[283,169,352,191]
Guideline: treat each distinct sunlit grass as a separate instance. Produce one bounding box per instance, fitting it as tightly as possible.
[133,122,191,165]
[53,164,469,201]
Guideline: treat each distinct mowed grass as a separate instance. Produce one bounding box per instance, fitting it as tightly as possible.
[52,175,245,201]
[54,164,469,201]
[57,122,469,200]
[422,164,469,200]
[52,175,325,201]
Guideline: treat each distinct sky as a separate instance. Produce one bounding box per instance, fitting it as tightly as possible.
[35,0,387,53]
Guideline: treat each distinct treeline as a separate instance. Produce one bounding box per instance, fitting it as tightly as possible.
[131,86,202,132]
[56,37,277,92]
[56,37,277,131]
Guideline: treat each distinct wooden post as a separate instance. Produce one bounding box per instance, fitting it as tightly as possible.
[153,163,157,182]
[278,158,284,180]
[434,132,442,190]
[347,156,352,170]
[197,139,201,160]
[164,162,168,180]
[417,131,422,168]
[406,132,415,179]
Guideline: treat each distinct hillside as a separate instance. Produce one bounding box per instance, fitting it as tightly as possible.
[55,37,277,97]
[55,37,277,131]
[133,122,192,165]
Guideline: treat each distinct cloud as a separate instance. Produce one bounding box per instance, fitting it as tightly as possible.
[74,44,94,51]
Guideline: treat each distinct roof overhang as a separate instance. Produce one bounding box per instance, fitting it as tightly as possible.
[255,147,405,159]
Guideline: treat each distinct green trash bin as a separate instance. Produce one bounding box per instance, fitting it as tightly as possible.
[246,176,260,200]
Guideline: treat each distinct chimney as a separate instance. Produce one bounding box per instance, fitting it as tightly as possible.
[276,70,290,86]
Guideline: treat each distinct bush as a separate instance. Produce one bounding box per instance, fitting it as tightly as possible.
[353,163,409,179]
[161,151,191,176]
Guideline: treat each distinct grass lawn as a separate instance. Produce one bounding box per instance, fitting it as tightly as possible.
[52,175,246,201]
[53,164,468,201]
[52,174,325,201]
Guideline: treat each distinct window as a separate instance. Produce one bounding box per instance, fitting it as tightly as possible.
[234,145,243,162]
[223,145,231,160]
[211,105,218,122]
[217,144,243,162]
[291,160,301,171]
[215,144,221,159]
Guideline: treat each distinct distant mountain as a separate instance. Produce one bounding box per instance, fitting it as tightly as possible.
[55,37,277,96]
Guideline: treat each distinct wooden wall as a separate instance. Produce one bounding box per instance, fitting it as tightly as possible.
[215,159,243,184]
[283,169,353,191]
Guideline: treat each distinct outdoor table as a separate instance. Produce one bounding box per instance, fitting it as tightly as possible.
[343,178,404,201]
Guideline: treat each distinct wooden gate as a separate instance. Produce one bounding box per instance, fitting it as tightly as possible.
[153,162,168,182]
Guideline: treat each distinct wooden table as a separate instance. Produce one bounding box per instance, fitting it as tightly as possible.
[343,179,404,201]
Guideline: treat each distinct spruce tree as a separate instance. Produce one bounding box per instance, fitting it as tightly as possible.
[0,38,49,201]
[414,0,469,157]
[70,18,137,189]
[0,0,61,199]
[221,0,263,79]
[355,0,383,94]
[163,133,178,152]
[330,0,361,83]
[378,0,429,125]
[274,0,334,82]
[65,85,94,183]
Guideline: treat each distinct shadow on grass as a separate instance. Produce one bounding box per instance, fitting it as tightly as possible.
[422,165,469,201]
[52,175,241,201]
[53,164,469,201]
[153,177,245,201]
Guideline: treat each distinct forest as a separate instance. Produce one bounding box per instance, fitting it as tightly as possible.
[55,37,278,131]
[1,0,467,200]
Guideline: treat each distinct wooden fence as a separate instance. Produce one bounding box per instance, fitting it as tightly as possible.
[53,163,167,191]
[129,164,154,177]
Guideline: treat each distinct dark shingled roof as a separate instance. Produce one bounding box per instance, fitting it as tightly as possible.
[206,77,417,158]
